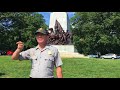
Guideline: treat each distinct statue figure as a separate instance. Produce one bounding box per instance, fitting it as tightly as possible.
[48,12,72,45]
[48,20,71,45]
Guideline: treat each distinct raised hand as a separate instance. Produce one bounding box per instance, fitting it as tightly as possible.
[16,41,24,51]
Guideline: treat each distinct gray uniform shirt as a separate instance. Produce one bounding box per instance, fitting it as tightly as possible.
[18,45,63,78]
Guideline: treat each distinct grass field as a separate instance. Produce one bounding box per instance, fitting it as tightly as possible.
[0,56,120,78]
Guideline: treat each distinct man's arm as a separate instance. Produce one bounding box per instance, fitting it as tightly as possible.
[56,66,63,78]
[11,41,24,60]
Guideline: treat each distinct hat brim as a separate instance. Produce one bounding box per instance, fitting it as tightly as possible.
[35,31,49,35]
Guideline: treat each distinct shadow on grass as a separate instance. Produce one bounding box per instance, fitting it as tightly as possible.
[0,73,5,76]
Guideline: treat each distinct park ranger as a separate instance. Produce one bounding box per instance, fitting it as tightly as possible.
[12,28,63,78]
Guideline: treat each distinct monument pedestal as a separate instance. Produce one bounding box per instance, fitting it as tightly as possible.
[49,12,88,58]
[52,45,75,53]
[52,45,87,58]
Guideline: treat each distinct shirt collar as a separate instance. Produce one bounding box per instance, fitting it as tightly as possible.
[35,44,50,51]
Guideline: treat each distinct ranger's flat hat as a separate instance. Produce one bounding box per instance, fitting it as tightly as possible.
[35,28,49,35]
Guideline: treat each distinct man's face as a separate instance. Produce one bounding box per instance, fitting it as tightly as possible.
[36,33,48,44]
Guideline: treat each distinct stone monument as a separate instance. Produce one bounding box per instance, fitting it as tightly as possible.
[48,12,72,45]
[49,12,70,33]
[48,12,86,58]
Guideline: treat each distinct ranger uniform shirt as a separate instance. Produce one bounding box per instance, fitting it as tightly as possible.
[18,45,63,78]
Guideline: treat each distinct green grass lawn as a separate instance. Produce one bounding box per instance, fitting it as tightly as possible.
[1,56,120,78]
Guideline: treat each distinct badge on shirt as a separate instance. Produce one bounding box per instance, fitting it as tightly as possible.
[48,50,52,55]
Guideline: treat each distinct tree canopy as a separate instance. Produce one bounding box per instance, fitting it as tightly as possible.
[71,12,120,55]
[0,12,47,51]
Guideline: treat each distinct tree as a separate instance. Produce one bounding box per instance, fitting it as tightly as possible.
[71,12,120,55]
[0,12,47,51]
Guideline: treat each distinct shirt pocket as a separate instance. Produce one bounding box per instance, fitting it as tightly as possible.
[30,52,38,60]
[44,56,54,68]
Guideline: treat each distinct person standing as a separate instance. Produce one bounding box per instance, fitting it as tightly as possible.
[12,28,63,78]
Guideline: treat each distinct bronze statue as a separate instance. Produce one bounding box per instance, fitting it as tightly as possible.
[48,20,71,45]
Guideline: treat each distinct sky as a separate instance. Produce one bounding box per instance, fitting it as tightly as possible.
[39,12,75,26]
